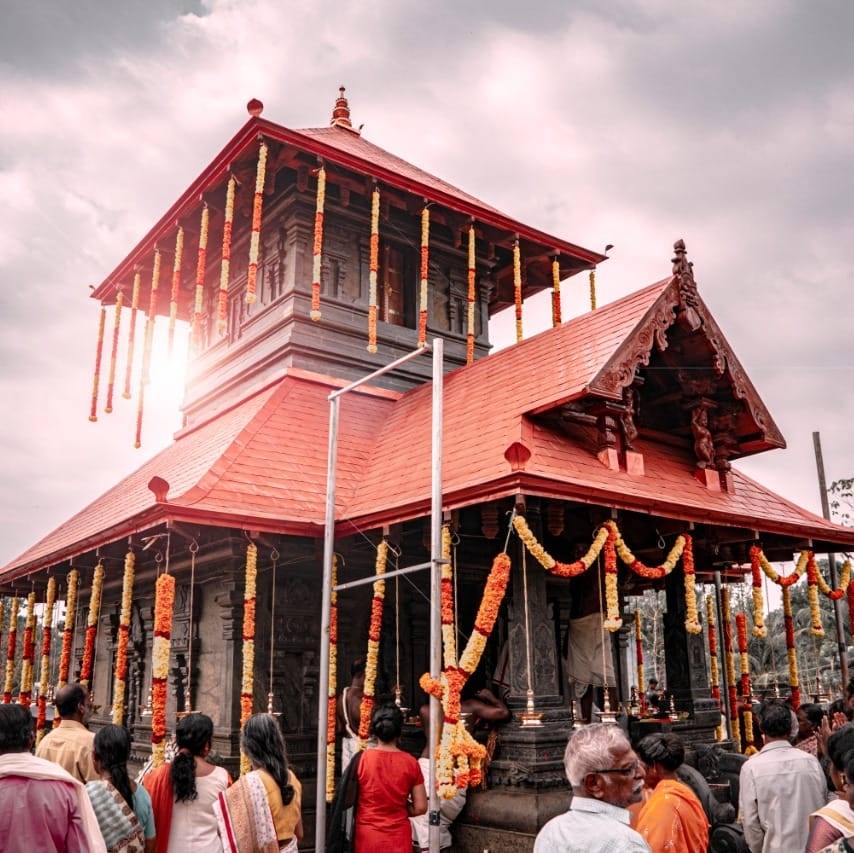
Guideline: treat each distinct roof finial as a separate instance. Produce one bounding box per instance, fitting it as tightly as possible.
[331,85,358,133]
[247,98,264,117]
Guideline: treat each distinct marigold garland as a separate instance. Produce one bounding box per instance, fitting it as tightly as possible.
[104,292,123,414]
[151,572,175,768]
[749,551,767,638]
[441,525,457,668]
[603,529,622,631]
[245,141,268,306]
[816,559,853,601]
[143,249,162,384]
[326,556,338,803]
[57,570,78,691]
[88,306,106,422]
[806,553,825,637]
[513,239,523,343]
[418,206,430,346]
[122,271,141,400]
[634,610,645,714]
[735,613,757,753]
[167,226,184,354]
[705,595,720,704]
[752,547,808,588]
[608,521,686,581]
[18,592,36,708]
[359,541,388,748]
[240,543,258,775]
[217,175,237,334]
[2,597,18,703]
[721,587,741,749]
[782,585,801,710]
[111,551,135,726]
[134,371,146,449]
[589,269,597,310]
[192,204,210,349]
[513,515,608,577]
[466,225,477,364]
[310,166,326,321]
[80,562,104,690]
[367,186,380,353]
[36,578,57,744]
[681,537,702,635]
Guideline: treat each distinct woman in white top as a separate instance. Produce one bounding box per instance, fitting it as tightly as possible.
[144,713,230,853]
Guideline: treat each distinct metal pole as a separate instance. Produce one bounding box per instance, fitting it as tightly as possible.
[713,571,733,742]
[813,431,848,686]
[428,338,444,853]
[315,395,340,853]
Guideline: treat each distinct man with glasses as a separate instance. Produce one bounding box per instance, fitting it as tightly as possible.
[534,723,649,852]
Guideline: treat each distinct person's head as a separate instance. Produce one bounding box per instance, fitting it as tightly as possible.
[797,704,824,740]
[371,703,404,744]
[351,659,366,689]
[563,723,644,808]
[241,714,294,805]
[55,683,90,723]
[171,713,214,803]
[92,725,134,809]
[635,733,685,789]
[648,679,659,691]
[845,677,854,712]
[827,723,854,791]
[844,754,854,811]
[757,699,793,740]
[0,704,34,755]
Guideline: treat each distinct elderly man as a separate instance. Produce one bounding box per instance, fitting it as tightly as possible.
[739,698,827,853]
[0,703,106,852]
[534,723,649,853]
[36,683,98,783]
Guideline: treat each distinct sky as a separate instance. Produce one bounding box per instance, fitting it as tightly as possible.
[1,0,852,568]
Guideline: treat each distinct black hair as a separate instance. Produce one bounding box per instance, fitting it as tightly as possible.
[241,714,294,806]
[93,725,134,810]
[648,678,659,685]
[351,659,366,678]
[828,723,854,772]
[636,733,685,771]
[845,752,854,786]
[55,683,86,718]
[171,713,214,803]
[757,699,793,738]
[0,704,34,753]
[830,699,854,722]
[371,703,403,743]
[845,677,854,699]
[800,703,825,729]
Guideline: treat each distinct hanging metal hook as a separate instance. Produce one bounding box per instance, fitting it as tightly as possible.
[189,539,199,556]
[656,529,666,550]
[503,507,518,553]
[270,547,280,563]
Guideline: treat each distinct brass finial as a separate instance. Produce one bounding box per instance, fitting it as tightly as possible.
[331,85,358,133]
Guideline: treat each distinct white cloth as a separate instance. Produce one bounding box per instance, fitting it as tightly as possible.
[410,756,467,850]
[738,739,827,853]
[169,765,229,852]
[0,751,107,853]
[341,735,359,773]
[565,613,616,693]
[534,796,649,853]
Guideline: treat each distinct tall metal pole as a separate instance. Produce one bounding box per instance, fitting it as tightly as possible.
[315,395,340,853]
[813,431,848,687]
[713,571,733,742]
[428,338,444,853]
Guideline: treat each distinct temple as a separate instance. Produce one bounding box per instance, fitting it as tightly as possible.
[2,89,853,852]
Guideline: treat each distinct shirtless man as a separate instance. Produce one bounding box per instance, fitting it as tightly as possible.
[337,658,365,772]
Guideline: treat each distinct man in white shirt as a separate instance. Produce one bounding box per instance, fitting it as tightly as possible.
[739,698,827,853]
[534,723,649,853]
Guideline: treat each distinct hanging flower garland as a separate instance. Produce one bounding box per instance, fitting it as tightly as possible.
[513,239,523,343]
[782,585,801,710]
[123,271,141,400]
[603,530,622,631]
[88,306,106,422]
[217,175,237,334]
[57,569,78,690]
[143,249,162,384]
[418,206,430,346]
[104,291,123,414]
[806,554,825,637]
[359,541,388,748]
[240,542,258,776]
[551,256,562,327]
[749,552,767,638]
[367,186,380,353]
[752,546,809,588]
[2,598,18,704]
[720,587,741,750]
[326,556,338,803]
[634,610,645,714]
[466,225,477,364]
[706,595,720,704]
[735,613,757,755]
[167,226,185,354]
[607,521,687,581]
[111,551,135,726]
[512,515,608,578]
[589,269,597,310]
[36,578,57,744]
[246,140,268,306]
[815,559,853,601]
[80,562,104,689]
[192,204,210,350]
[441,525,457,668]
[19,592,36,708]
[681,537,702,634]
[151,572,175,768]
[310,166,326,321]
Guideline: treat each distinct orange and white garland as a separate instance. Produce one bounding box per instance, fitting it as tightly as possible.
[603,526,621,631]
[589,269,597,310]
[466,225,476,364]
[634,610,645,713]
[104,291,123,413]
[681,537,702,634]
[151,572,175,767]
[57,569,78,690]
[513,515,609,578]
[310,166,327,321]
[358,541,388,748]
[326,556,338,803]
[705,595,720,704]
[736,613,757,755]
[806,554,825,637]
[192,204,210,350]
[2,597,18,703]
[167,226,185,354]
[111,550,135,726]
[418,207,430,346]
[749,552,767,638]
[441,525,456,668]
[609,522,687,581]
[123,271,141,400]
[80,562,104,689]
[19,592,36,708]
[36,578,57,744]
[720,587,741,749]
[88,305,106,422]
[217,175,237,334]
[245,141,268,305]
[816,558,853,600]
[367,186,380,353]
[240,542,258,775]
[782,585,801,709]
[551,257,562,327]
[513,239,523,343]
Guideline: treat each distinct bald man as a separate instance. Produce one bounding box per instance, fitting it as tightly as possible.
[35,684,98,783]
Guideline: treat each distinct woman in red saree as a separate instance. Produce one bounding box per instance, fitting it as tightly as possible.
[353,704,427,852]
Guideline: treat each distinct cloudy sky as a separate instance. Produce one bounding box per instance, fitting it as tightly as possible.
[1,0,852,567]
